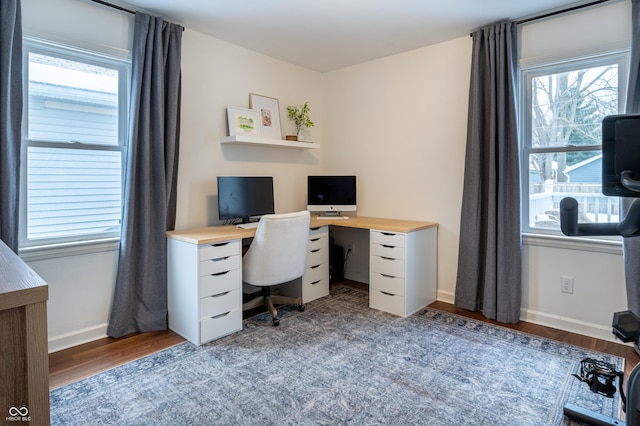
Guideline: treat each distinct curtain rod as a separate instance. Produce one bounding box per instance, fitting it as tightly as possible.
[90,0,135,15]
[515,0,611,25]
[89,0,185,30]
[470,0,611,36]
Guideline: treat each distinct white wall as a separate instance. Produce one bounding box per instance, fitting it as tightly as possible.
[22,0,325,352]
[323,37,471,298]
[21,0,634,351]
[177,31,325,229]
[322,0,632,342]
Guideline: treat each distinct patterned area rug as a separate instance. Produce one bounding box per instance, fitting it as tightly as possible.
[50,286,623,425]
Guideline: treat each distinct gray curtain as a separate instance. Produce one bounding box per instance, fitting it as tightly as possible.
[107,12,183,338]
[454,22,521,323]
[0,0,22,253]
[624,0,640,316]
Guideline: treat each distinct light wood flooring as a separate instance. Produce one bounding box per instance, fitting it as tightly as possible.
[49,280,640,390]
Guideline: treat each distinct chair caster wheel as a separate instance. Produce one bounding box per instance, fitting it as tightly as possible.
[297,304,306,312]
[272,317,280,326]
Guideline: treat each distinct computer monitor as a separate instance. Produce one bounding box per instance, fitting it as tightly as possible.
[602,113,640,197]
[217,176,275,223]
[307,175,356,216]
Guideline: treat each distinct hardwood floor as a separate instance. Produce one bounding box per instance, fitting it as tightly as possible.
[48,330,185,389]
[49,280,640,391]
[429,300,640,379]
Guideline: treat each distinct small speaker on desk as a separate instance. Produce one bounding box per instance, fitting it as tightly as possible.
[330,243,344,284]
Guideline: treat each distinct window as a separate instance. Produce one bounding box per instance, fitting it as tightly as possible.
[521,53,627,236]
[21,39,129,248]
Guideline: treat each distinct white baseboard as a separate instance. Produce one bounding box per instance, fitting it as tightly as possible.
[520,308,625,345]
[435,290,627,345]
[437,289,455,304]
[49,296,628,354]
[48,323,108,354]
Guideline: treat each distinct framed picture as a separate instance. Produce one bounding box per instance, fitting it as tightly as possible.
[226,106,261,137]
[249,93,282,140]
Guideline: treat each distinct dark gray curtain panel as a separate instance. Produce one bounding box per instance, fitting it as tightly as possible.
[624,0,640,316]
[107,12,182,338]
[454,22,521,324]
[0,0,22,253]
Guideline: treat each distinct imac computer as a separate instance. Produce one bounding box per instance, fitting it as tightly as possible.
[217,176,274,227]
[307,175,356,218]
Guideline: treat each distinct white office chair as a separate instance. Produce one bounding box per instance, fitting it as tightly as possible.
[242,210,310,326]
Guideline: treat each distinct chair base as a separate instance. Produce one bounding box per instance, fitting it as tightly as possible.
[242,287,303,326]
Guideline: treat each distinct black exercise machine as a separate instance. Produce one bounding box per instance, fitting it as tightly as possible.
[560,114,640,426]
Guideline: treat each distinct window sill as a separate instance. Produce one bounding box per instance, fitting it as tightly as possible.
[523,233,622,255]
[19,238,120,262]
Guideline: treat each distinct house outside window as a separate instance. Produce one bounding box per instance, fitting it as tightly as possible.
[20,39,129,249]
[520,52,628,236]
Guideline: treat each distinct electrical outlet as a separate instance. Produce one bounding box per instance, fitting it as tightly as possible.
[346,242,354,254]
[561,276,574,294]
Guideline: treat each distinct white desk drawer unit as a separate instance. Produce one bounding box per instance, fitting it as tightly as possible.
[369,228,437,317]
[168,238,243,345]
[303,226,330,303]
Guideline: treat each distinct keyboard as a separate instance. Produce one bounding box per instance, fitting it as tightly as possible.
[236,222,259,229]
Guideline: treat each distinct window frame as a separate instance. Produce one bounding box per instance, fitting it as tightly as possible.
[519,51,629,239]
[19,37,130,253]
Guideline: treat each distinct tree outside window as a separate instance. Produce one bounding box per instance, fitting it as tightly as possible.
[523,55,625,233]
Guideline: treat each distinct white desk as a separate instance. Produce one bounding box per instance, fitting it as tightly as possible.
[166,216,438,345]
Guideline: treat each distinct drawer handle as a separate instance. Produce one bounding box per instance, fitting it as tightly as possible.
[310,265,320,269]
[211,242,230,247]
[210,256,230,262]
[382,244,395,248]
[381,256,396,261]
[210,291,230,298]
[380,273,396,279]
[310,227,321,231]
[211,271,229,277]
[381,291,394,296]
[211,311,231,319]
[310,237,321,242]
[381,232,396,236]
[310,280,321,285]
[310,248,321,253]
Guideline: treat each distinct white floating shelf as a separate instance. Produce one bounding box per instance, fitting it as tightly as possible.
[220,135,320,150]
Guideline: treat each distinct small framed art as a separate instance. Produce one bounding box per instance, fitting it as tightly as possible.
[226,106,261,137]
[249,93,282,140]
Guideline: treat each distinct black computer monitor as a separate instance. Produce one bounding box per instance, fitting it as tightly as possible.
[307,175,356,215]
[217,176,275,223]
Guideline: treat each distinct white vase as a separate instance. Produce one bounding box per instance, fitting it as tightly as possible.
[297,128,304,141]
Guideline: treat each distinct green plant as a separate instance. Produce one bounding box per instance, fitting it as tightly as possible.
[287,101,315,134]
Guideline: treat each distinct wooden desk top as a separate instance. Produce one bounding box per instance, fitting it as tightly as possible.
[0,241,48,312]
[166,216,438,245]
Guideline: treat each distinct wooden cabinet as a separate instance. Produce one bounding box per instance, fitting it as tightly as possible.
[369,227,437,317]
[167,239,242,345]
[302,226,330,303]
[0,241,49,425]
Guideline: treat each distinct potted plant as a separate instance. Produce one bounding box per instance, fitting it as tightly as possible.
[286,101,314,141]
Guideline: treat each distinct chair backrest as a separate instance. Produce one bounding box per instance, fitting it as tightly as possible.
[242,211,311,287]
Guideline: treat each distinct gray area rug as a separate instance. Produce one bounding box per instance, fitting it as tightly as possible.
[50,286,623,425]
